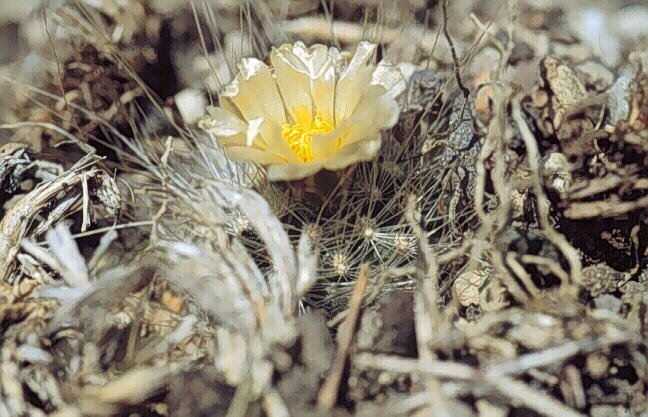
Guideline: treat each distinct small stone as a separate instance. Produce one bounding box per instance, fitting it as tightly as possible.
[509,322,554,350]
[590,405,633,417]
[16,345,53,364]
[586,353,609,378]
[620,281,644,297]
[540,152,572,194]
[510,189,527,220]
[406,68,443,110]
[161,290,185,313]
[452,270,486,307]
[581,263,622,298]
[476,399,508,417]
[593,294,623,314]
[610,6,648,41]
[174,89,207,125]
[608,76,632,125]
[568,8,620,66]
[577,61,614,91]
[639,268,648,284]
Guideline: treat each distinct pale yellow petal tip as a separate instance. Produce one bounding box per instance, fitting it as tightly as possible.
[197,106,245,137]
[246,117,264,147]
[238,58,267,80]
[199,41,403,182]
[372,60,407,99]
[267,161,324,182]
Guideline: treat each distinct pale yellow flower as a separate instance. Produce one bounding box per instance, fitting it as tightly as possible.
[198,41,405,181]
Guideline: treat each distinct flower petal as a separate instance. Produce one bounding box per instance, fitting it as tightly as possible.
[322,139,382,170]
[310,58,336,121]
[311,129,342,159]
[198,106,265,148]
[353,85,401,130]
[216,133,256,151]
[220,58,287,142]
[271,45,313,124]
[246,117,264,147]
[342,41,377,79]
[371,60,407,99]
[272,43,337,122]
[197,106,247,137]
[330,85,399,149]
[336,65,374,123]
[292,43,337,120]
[226,147,288,165]
[267,160,324,181]
[314,83,398,159]
[292,42,332,78]
[335,42,377,123]
[202,41,396,181]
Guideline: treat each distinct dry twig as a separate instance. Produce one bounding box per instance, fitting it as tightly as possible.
[318,264,370,409]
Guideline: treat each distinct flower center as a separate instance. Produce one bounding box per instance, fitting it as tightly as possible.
[281,111,334,162]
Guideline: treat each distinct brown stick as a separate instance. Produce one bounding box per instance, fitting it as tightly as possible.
[564,195,648,219]
[318,264,369,410]
[442,0,470,100]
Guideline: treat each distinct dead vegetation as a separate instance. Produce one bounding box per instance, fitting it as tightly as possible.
[0,0,647,416]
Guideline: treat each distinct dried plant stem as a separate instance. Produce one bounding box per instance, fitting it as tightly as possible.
[520,254,570,284]
[405,195,451,416]
[318,264,369,409]
[471,84,532,302]
[262,389,290,417]
[469,1,516,80]
[511,99,582,286]
[0,122,95,154]
[0,155,102,281]
[280,17,447,54]
[564,195,648,219]
[354,353,477,380]
[488,333,635,377]
[355,353,587,417]
[486,375,586,417]
[442,0,470,100]
[226,380,252,417]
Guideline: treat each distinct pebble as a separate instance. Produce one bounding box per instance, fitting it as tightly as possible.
[16,344,53,364]
[577,61,614,91]
[610,5,648,41]
[608,76,632,125]
[540,152,572,194]
[568,8,620,66]
[593,294,623,314]
[174,89,207,125]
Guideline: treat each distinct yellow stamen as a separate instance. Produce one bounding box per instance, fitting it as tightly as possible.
[281,111,335,162]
